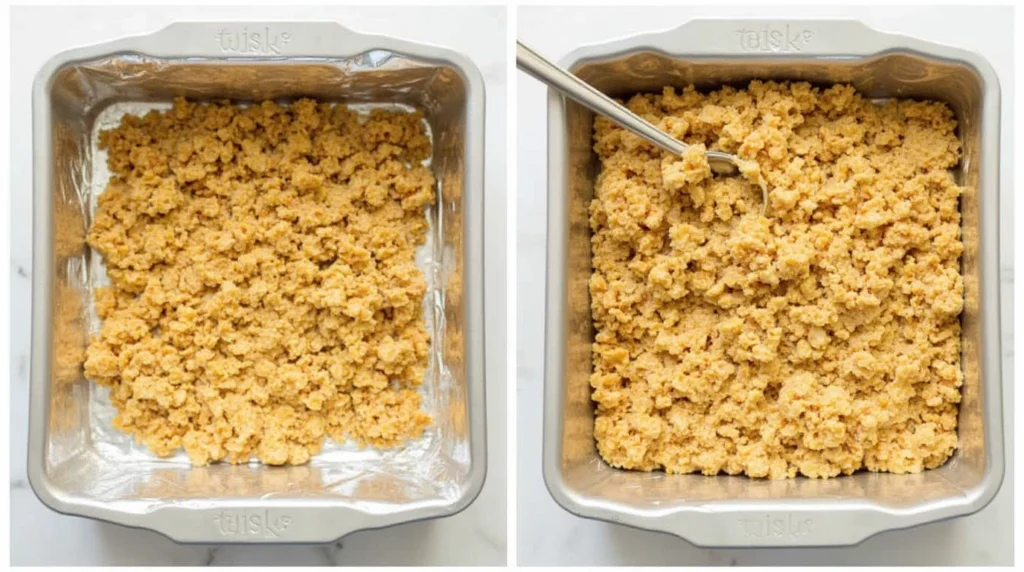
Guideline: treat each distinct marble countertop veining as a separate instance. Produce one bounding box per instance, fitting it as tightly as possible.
[11,6,507,566]
[516,5,1014,566]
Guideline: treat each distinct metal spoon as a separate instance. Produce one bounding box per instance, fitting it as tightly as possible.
[518,40,767,202]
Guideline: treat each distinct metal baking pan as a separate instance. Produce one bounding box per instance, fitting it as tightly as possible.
[543,19,1003,547]
[30,21,486,543]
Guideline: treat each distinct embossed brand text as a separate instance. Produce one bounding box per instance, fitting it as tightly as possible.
[213,509,292,538]
[736,25,813,53]
[216,27,291,55]
[738,514,814,538]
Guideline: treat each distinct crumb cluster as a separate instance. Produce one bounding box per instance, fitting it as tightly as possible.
[590,81,964,479]
[84,97,434,465]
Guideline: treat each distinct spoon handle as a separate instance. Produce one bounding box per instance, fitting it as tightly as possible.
[516,40,688,157]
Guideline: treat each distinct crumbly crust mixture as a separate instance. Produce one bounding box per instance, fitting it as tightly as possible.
[84,98,434,465]
[590,81,964,479]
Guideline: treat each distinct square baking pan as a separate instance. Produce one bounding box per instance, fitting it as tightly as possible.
[30,21,486,543]
[543,19,1003,547]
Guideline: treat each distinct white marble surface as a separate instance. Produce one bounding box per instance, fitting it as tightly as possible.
[10,6,506,566]
[516,5,1014,566]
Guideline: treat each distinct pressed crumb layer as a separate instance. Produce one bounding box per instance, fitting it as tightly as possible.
[589,81,965,479]
[84,97,434,465]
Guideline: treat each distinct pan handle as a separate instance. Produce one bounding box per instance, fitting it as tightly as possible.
[129,21,369,58]
[44,21,427,61]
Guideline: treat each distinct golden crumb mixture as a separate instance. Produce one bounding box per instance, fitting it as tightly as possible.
[84,97,435,465]
[590,81,964,479]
